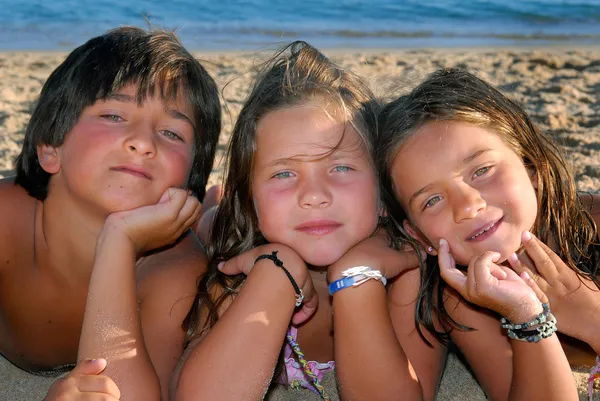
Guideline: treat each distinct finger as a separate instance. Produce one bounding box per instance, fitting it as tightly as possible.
[292,278,319,325]
[177,196,201,229]
[218,248,260,276]
[521,231,559,282]
[470,252,500,295]
[520,270,549,304]
[508,251,549,290]
[76,375,121,398]
[70,358,108,376]
[438,239,467,292]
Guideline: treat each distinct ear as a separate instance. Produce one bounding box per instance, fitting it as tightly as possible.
[37,145,61,174]
[403,219,437,256]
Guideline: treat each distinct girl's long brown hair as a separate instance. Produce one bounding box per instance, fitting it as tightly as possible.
[376,68,599,344]
[183,41,379,346]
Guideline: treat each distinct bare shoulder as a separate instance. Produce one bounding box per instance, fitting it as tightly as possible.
[0,177,36,272]
[136,231,208,303]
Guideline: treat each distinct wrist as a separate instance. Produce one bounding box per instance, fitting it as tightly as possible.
[502,298,544,323]
[97,220,136,255]
[255,245,308,289]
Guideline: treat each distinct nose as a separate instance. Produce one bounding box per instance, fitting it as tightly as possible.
[124,124,157,157]
[298,174,331,209]
[450,183,486,223]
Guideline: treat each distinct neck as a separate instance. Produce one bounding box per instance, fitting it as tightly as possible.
[37,187,109,283]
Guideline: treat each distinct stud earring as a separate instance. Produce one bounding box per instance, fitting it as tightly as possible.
[427,246,434,252]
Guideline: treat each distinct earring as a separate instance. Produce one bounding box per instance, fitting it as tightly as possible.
[427,246,434,252]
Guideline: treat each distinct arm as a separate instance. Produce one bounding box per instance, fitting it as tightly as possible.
[137,236,207,401]
[439,242,577,401]
[78,227,160,400]
[173,245,312,401]
[328,236,423,401]
[388,268,447,401]
[78,188,201,401]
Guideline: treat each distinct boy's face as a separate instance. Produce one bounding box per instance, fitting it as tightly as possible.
[251,101,379,267]
[391,121,538,266]
[42,84,196,214]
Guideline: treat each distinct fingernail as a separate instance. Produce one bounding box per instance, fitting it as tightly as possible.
[491,252,501,261]
[439,238,447,248]
[217,262,224,270]
[522,231,532,241]
[522,271,531,280]
[509,253,518,263]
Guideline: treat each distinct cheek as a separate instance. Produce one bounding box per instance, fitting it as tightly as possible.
[253,185,294,238]
[164,147,195,186]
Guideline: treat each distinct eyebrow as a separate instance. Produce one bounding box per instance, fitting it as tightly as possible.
[407,148,492,208]
[263,147,362,169]
[103,93,196,131]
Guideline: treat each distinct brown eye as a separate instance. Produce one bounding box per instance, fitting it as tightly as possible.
[473,166,490,178]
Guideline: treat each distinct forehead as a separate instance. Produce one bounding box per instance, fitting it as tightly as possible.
[102,82,195,117]
[391,121,512,199]
[255,102,366,161]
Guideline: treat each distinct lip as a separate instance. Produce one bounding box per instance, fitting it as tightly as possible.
[294,219,341,235]
[466,217,503,241]
[110,165,152,180]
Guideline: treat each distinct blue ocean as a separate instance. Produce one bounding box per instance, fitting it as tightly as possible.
[1,0,600,50]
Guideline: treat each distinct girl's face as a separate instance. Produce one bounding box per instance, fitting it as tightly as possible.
[390,121,538,266]
[251,101,379,267]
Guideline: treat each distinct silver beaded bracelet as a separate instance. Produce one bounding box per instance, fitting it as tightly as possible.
[500,303,557,343]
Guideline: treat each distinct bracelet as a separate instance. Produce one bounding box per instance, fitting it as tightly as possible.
[589,356,600,399]
[255,251,304,307]
[328,266,387,296]
[500,303,557,343]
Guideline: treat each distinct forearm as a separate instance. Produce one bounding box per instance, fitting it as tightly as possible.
[175,262,297,401]
[508,335,577,401]
[333,281,422,401]
[79,228,160,401]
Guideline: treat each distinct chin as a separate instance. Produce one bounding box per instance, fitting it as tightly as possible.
[301,251,345,268]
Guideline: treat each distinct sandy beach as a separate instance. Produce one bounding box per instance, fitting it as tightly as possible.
[1,47,599,191]
[0,47,598,400]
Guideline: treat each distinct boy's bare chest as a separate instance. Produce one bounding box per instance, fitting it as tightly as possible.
[0,256,87,372]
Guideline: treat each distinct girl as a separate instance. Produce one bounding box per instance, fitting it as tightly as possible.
[378,68,597,400]
[171,41,444,401]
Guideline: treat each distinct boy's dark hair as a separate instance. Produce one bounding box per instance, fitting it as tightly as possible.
[15,26,221,200]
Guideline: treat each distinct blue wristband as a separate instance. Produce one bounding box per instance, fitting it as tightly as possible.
[328,270,387,296]
[328,275,364,295]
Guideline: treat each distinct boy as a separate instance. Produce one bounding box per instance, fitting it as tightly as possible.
[0,26,221,400]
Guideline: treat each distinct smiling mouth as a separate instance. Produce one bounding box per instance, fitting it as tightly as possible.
[467,218,502,241]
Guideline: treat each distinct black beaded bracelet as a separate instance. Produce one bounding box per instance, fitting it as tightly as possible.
[500,303,557,343]
[255,251,304,307]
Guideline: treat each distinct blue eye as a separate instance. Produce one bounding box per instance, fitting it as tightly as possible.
[474,166,490,178]
[273,171,293,179]
[424,196,442,209]
[333,165,353,173]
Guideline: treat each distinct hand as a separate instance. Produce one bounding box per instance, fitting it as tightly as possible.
[104,188,201,254]
[438,238,542,323]
[44,358,120,400]
[508,230,600,342]
[218,244,317,325]
[327,230,424,283]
